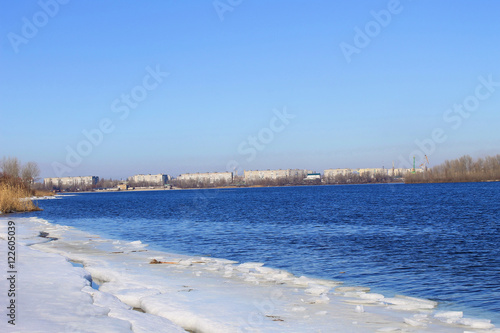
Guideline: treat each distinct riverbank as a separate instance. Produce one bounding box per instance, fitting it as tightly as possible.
[65,182,407,195]
[0,218,185,332]
[1,217,498,332]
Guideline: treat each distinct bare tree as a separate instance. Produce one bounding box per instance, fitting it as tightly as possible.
[406,154,500,183]
[1,157,21,178]
[21,161,40,186]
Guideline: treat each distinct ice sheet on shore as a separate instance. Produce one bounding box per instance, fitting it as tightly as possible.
[1,217,499,333]
[0,239,184,332]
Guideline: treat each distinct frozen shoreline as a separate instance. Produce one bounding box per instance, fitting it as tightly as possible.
[1,217,498,332]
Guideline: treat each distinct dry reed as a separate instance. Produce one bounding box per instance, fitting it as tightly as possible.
[0,183,41,214]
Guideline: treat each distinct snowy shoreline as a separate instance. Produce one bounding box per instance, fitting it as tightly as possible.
[1,217,498,333]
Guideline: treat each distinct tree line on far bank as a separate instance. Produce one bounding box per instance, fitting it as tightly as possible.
[172,173,398,188]
[3,153,500,198]
[405,154,500,183]
[323,172,397,185]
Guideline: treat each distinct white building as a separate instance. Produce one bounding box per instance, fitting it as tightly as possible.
[176,172,233,184]
[128,174,171,185]
[244,169,310,183]
[323,168,353,178]
[357,168,390,176]
[304,173,321,181]
[324,167,421,179]
[44,176,99,188]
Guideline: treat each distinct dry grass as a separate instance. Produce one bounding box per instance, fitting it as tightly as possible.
[33,189,55,197]
[0,182,41,214]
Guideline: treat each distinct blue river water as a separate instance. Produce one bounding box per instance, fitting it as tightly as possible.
[22,182,500,324]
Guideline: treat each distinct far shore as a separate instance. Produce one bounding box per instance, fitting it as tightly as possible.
[59,182,408,195]
[42,177,500,197]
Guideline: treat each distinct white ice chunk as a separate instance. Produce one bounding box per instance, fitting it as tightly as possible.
[86,288,186,332]
[336,286,371,293]
[456,318,494,329]
[304,284,331,296]
[404,318,427,327]
[434,311,464,324]
[384,295,437,310]
[238,262,265,270]
[359,292,385,301]
[404,313,429,327]
[291,276,313,287]
[434,311,463,319]
[129,240,148,249]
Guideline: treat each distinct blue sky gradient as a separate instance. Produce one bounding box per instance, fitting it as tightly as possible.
[1,0,499,179]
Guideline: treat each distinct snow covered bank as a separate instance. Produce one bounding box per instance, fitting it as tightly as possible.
[1,217,498,333]
[23,194,75,202]
[0,218,185,333]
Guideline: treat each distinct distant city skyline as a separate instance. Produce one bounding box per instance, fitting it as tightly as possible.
[2,1,499,179]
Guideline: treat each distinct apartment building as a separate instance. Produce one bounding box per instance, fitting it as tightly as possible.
[244,169,310,183]
[325,168,421,179]
[44,176,99,188]
[128,174,171,185]
[176,172,233,184]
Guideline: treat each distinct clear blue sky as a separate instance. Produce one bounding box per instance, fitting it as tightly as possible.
[1,0,499,179]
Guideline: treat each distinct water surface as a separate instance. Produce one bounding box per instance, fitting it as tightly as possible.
[26,182,500,324]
